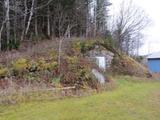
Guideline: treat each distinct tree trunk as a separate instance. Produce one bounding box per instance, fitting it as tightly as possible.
[47,6,51,37]
[0,20,6,50]
[93,2,97,37]
[35,16,38,37]
[14,13,17,43]
[5,0,10,50]
[86,1,90,37]
[25,0,35,35]
[21,0,28,41]
[35,0,38,37]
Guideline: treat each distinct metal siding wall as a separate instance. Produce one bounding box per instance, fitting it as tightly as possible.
[148,59,160,73]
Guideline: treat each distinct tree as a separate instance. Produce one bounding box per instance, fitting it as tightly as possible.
[0,0,112,51]
[96,0,111,36]
[91,0,111,37]
[111,0,150,55]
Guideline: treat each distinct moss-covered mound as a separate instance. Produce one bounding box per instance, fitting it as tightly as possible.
[111,55,151,78]
[0,39,152,90]
[70,39,152,78]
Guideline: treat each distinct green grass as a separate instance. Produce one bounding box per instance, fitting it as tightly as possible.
[1,76,160,120]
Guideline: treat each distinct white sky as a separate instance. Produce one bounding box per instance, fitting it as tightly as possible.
[110,0,160,55]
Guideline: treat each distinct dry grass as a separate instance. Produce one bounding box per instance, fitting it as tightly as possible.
[1,76,160,120]
[111,55,152,78]
[0,39,59,64]
[0,78,115,105]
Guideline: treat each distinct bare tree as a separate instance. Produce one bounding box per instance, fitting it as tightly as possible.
[111,0,150,55]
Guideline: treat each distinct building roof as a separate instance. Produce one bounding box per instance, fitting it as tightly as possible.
[147,52,160,59]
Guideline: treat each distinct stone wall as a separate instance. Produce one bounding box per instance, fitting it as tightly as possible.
[86,46,114,69]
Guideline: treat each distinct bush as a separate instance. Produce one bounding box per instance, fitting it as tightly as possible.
[37,58,49,71]
[12,58,28,75]
[27,60,39,72]
[61,57,98,89]
[48,50,57,60]
[0,65,9,78]
[72,40,96,54]
[36,58,58,71]
[46,61,58,71]
[66,56,78,64]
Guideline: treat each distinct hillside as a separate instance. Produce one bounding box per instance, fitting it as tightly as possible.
[111,55,151,78]
[0,39,152,104]
[0,1,157,119]
[0,38,151,79]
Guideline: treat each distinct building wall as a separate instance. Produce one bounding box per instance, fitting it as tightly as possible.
[148,59,160,73]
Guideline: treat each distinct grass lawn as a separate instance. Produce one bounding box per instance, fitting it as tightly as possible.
[1,76,160,120]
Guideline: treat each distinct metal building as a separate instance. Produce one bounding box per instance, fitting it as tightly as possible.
[147,52,160,73]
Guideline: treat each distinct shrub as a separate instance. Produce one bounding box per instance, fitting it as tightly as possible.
[12,58,28,75]
[27,60,39,72]
[37,58,58,71]
[66,56,78,64]
[72,41,81,54]
[37,58,47,71]
[50,77,62,87]
[0,65,9,78]
[72,41,96,54]
[48,50,57,60]
[61,57,98,89]
[24,72,38,82]
[46,61,58,71]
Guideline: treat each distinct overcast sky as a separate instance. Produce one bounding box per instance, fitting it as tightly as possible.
[110,0,160,55]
